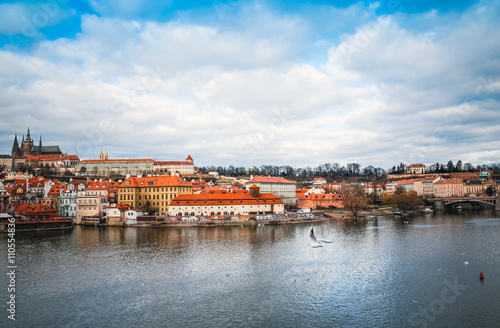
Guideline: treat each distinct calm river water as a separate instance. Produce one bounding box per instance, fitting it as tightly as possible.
[2,211,500,327]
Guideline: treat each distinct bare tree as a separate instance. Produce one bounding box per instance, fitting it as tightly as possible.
[343,184,367,219]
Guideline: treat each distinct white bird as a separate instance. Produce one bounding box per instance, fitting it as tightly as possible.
[310,228,332,248]
[464,261,469,265]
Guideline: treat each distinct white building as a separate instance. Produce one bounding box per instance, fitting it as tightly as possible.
[244,176,297,206]
[168,186,284,217]
[406,164,426,174]
[153,155,195,175]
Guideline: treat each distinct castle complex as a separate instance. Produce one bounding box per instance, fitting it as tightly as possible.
[11,128,62,157]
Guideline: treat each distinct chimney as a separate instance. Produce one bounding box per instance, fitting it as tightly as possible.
[249,185,260,198]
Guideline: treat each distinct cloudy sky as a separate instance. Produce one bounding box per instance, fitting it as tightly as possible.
[0,0,499,169]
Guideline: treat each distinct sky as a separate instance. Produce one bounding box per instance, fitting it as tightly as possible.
[0,0,499,169]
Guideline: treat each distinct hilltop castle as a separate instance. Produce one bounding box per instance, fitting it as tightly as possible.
[11,128,62,158]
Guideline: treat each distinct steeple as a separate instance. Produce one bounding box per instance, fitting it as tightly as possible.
[105,150,108,160]
[22,135,25,143]
[39,135,42,149]
[26,128,31,142]
[12,133,20,157]
[99,149,104,160]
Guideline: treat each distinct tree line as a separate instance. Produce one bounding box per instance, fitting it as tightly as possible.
[201,160,500,180]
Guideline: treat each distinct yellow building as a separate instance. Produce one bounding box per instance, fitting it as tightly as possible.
[118,175,192,215]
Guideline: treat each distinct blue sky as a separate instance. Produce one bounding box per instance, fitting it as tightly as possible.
[0,0,499,169]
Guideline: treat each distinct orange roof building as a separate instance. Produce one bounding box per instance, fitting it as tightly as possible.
[168,186,284,217]
[14,203,58,220]
[297,193,344,210]
[434,179,464,198]
[117,175,193,215]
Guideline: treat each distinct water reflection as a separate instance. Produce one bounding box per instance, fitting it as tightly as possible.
[1,211,500,328]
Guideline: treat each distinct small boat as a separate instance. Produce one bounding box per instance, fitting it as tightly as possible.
[394,211,404,216]
[423,207,433,213]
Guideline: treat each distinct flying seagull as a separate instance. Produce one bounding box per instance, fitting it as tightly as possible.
[310,228,332,248]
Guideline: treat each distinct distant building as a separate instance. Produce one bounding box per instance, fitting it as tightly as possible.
[11,128,62,158]
[406,164,426,174]
[464,180,484,196]
[0,154,12,171]
[245,176,297,206]
[433,179,464,197]
[79,158,154,176]
[153,155,195,175]
[297,193,344,210]
[312,178,327,186]
[413,177,441,197]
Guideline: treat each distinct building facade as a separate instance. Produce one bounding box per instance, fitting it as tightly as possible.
[168,186,284,217]
[79,159,154,176]
[433,179,464,198]
[406,164,426,174]
[153,155,195,175]
[245,176,297,206]
[117,175,193,215]
[297,193,344,209]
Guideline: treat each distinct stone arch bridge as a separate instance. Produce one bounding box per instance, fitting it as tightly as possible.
[430,197,500,211]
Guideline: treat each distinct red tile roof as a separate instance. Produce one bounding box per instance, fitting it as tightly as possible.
[81,159,154,163]
[170,189,282,206]
[247,176,295,184]
[154,161,192,165]
[48,184,67,195]
[14,203,57,214]
[118,175,192,188]
[435,179,463,184]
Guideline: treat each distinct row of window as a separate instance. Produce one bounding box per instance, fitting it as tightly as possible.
[120,187,190,193]
[119,193,177,201]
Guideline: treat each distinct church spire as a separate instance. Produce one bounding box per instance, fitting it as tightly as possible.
[105,150,108,160]
[39,135,42,149]
[12,133,20,157]
[26,127,31,142]
[99,149,103,160]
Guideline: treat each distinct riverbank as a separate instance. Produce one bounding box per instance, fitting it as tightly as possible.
[79,215,331,228]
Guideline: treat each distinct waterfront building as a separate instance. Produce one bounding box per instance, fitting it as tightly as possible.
[245,176,297,206]
[14,203,58,220]
[168,185,284,217]
[153,155,195,175]
[117,175,193,215]
[297,193,344,210]
[433,179,464,197]
[464,180,485,196]
[0,181,10,203]
[325,182,343,193]
[406,163,426,174]
[58,183,85,218]
[106,203,133,225]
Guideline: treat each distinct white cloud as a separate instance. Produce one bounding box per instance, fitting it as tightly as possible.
[1,1,500,169]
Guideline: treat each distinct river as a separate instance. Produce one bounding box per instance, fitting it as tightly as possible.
[1,210,500,327]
